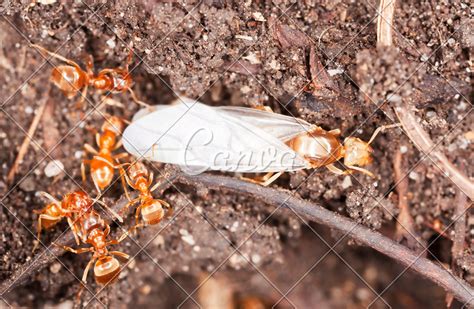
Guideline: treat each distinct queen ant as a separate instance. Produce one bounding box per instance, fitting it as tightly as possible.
[31,43,148,107]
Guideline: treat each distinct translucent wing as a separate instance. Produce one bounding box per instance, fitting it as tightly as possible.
[216,106,313,142]
[123,102,309,173]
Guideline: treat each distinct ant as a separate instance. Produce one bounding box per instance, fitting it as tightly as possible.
[121,161,172,230]
[55,208,129,288]
[81,116,129,194]
[33,190,122,251]
[31,43,149,107]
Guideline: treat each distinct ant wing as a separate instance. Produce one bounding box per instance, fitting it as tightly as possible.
[123,102,309,173]
[216,106,313,142]
[131,97,201,122]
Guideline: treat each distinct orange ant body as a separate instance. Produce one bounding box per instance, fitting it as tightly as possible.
[82,116,128,193]
[34,190,122,251]
[122,161,172,229]
[31,44,148,107]
[57,209,129,286]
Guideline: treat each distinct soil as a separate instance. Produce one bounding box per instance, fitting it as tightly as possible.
[0,0,472,308]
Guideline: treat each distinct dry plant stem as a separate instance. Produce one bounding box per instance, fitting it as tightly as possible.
[178,173,474,305]
[376,0,396,47]
[393,149,424,251]
[447,189,469,307]
[6,92,49,184]
[0,170,179,297]
[394,105,474,200]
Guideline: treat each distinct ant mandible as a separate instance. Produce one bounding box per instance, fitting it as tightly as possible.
[31,43,148,107]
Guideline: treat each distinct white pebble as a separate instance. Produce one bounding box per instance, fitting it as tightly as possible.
[400,145,408,153]
[251,254,261,264]
[341,176,352,189]
[44,160,64,177]
[25,106,33,114]
[408,171,419,181]
[181,234,195,246]
[106,38,116,49]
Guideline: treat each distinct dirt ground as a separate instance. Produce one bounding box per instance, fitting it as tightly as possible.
[0,0,472,308]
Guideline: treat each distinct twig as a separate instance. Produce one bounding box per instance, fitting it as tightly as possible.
[394,105,474,200]
[6,91,49,184]
[447,189,469,306]
[0,171,179,297]
[376,0,396,48]
[393,149,425,251]
[178,173,474,305]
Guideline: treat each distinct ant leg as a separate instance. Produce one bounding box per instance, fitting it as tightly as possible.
[85,54,94,76]
[54,243,93,254]
[84,143,99,155]
[110,251,130,260]
[81,160,90,183]
[106,230,129,246]
[113,152,129,160]
[134,204,145,227]
[31,44,82,69]
[95,133,101,149]
[113,139,123,151]
[347,165,375,178]
[33,213,57,252]
[39,191,61,205]
[241,171,283,187]
[93,199,123,223]
[120,197,140,216]
[157,199,173,217]
[118,166,131,202]
[81,257,96,283]
[326,164,350,175]
[75,84,88,109]
[254,106,274,112]
[367,123,402,145]
[67,217,81,245]
[328,128,341,136]
[128,88,151,108]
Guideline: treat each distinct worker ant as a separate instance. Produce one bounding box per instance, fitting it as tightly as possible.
[81,116,129,194]
[31,43,148,107]
[33,190,122,251]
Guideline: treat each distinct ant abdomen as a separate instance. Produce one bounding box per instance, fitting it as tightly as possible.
[94,256,121,285]
[141,200,165,225]
[51,66,87,97]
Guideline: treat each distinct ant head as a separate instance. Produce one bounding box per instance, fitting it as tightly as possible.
[343,137,373,167]
[101,116,125,135]
[141,199,165,225]
[94,255,121,285]
[64,191,93,213]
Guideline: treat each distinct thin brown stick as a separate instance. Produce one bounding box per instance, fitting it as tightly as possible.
[447,189,469,306]
[394,105,474,200]
[376,0,396,47]
[393,149,424,251]
[178,173,474,305]
[6,92,49,184]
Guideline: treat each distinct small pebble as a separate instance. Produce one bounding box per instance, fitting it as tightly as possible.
[106,38,116,49]
[44,160,64,177]
[341,176,352,189]
[181,234,195,246]
[251,254,261,264]
[49,262,61,274]
[400,145,408,154]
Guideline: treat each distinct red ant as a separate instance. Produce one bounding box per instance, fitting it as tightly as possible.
[33,190,122,251]
[121,161,172,230]
[55,208,129,287]
[31,43,148,107]
[81,116,129,194]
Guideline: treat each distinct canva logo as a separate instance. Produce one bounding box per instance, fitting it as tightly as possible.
[179,127,303,175]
